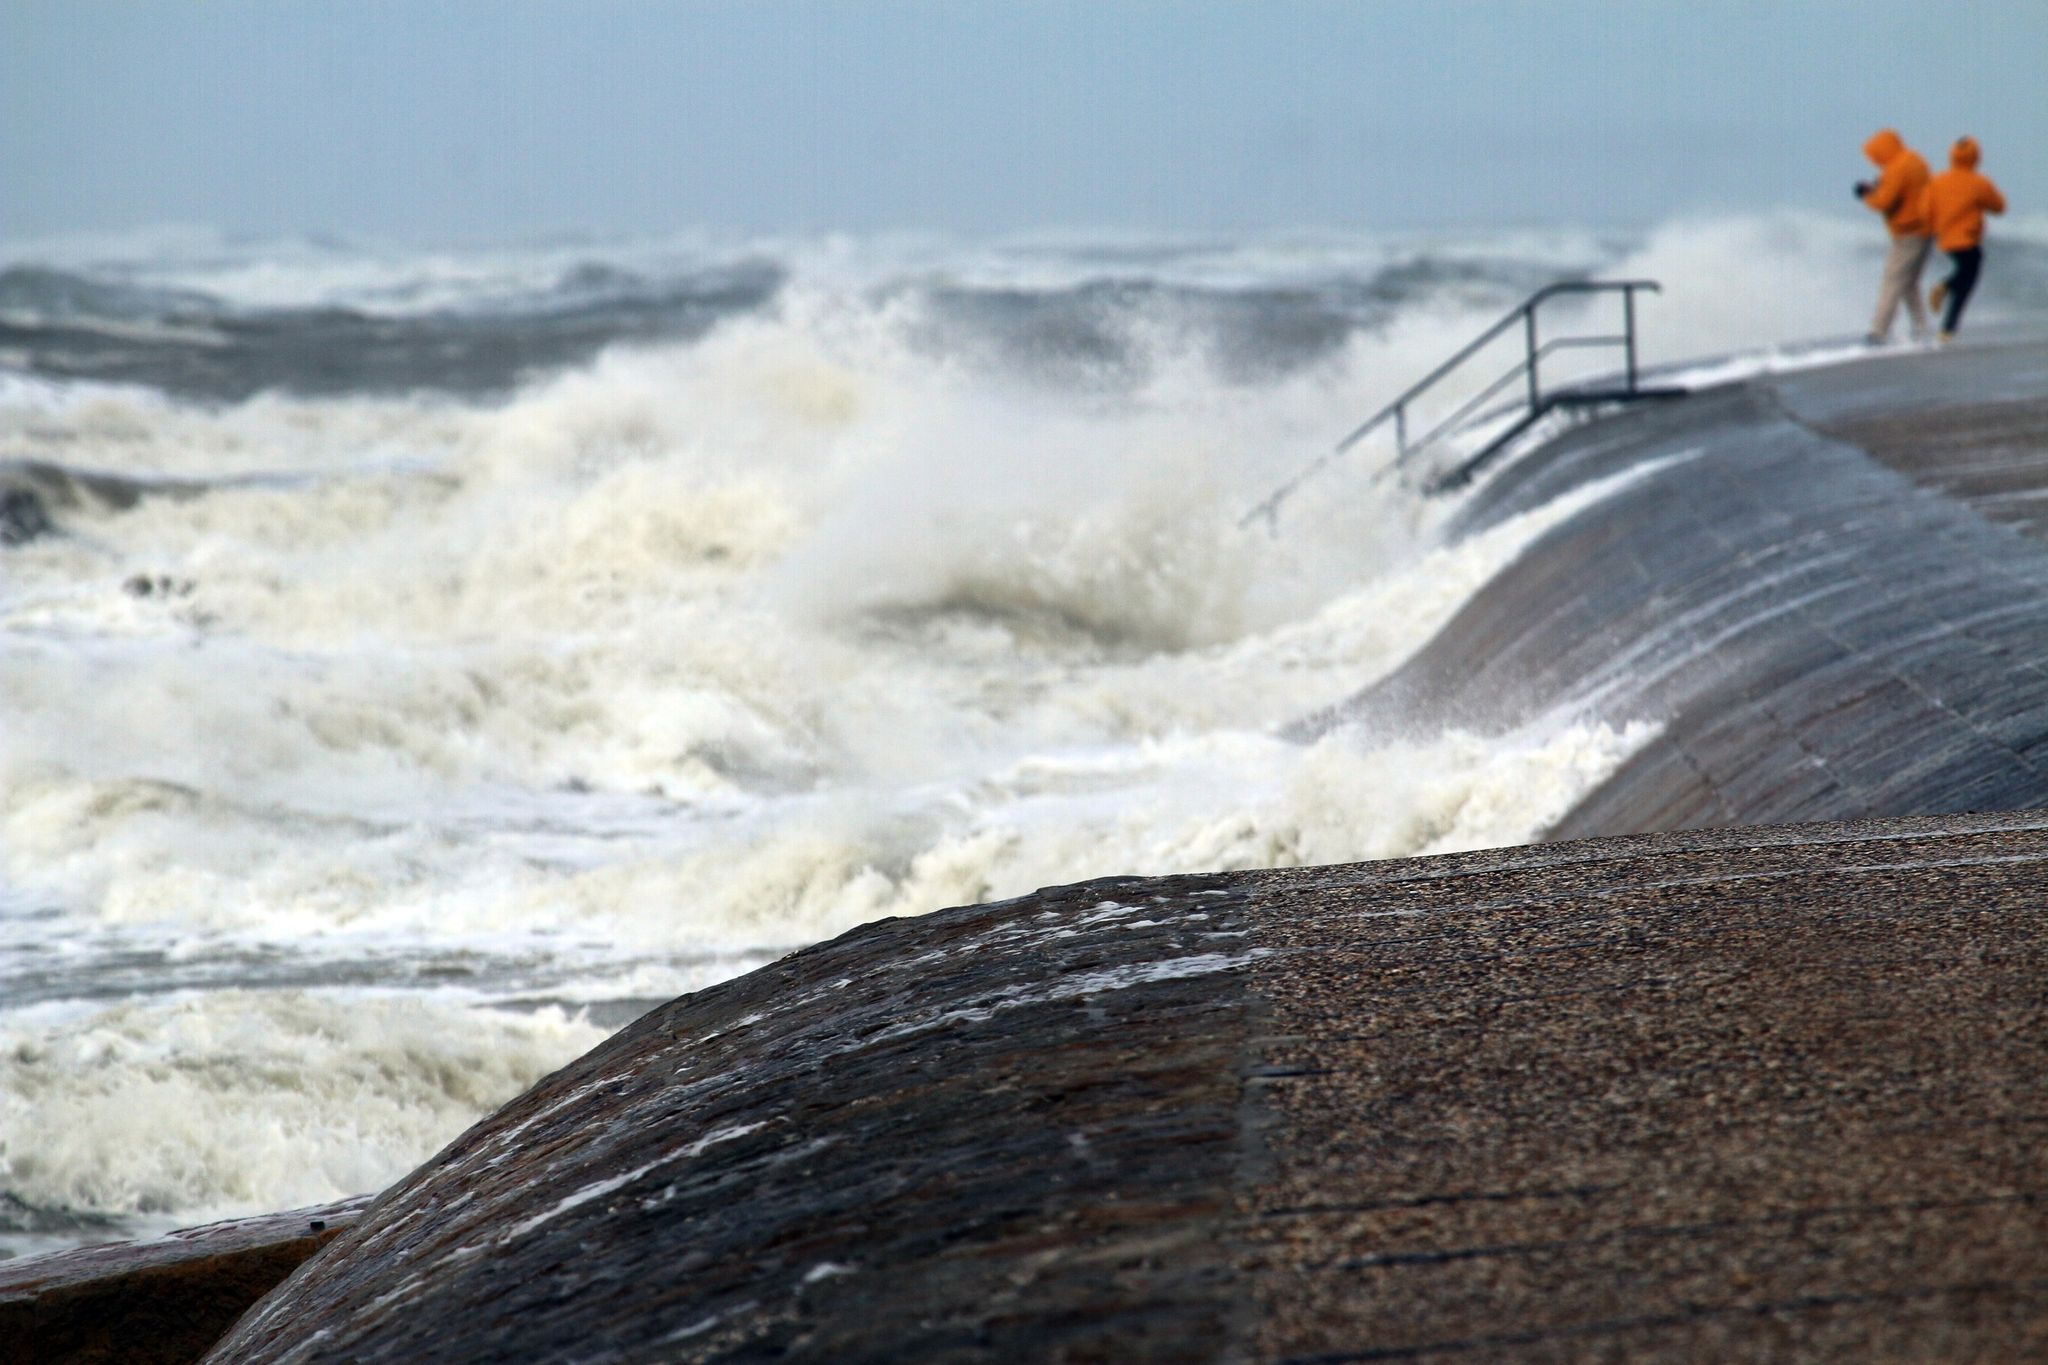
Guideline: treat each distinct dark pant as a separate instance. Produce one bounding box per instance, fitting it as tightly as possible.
[1941,247,1983,333]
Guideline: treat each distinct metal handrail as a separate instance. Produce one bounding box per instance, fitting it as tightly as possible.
[1242,279,1664,528]
[1408,331,1636,455]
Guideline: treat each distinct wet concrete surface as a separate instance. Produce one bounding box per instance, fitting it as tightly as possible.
[210,875,1268,1362]
[203,811,2048,1362]
[1310,338,2048,839]
[0,1198,365,1365]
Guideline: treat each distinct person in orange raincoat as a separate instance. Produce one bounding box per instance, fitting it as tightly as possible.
[1924,136,2007,340]
[1854,129,1933,342]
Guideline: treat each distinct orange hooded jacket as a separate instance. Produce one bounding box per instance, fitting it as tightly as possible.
[1861,129,1931,237]
[1923,137,2006,253]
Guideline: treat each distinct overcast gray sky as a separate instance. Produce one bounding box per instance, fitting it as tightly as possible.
[3,1,2041,241]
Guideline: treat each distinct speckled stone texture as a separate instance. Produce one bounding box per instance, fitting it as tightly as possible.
[203,811,2048,1363]
[1239,814,2048,1361]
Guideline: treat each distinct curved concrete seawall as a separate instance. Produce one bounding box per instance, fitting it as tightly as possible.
[1328,338,2048,837]
[207,811,2048,1362]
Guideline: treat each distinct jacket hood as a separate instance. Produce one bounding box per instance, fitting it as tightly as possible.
[1865,129,1904,164]
[1951,136,1981,169]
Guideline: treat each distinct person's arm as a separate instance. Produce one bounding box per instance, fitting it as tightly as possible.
[1863,162,1906,214]
[1984,179,2007,215]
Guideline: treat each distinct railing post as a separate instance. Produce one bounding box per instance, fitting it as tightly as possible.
[1524,305,1540,411]
[1624,286,1639,394]
[1395,403,1407,457]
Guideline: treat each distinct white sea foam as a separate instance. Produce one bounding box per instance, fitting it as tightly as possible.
[0,991,602,1239]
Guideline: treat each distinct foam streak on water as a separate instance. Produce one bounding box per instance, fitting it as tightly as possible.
[3,214,2042,1251]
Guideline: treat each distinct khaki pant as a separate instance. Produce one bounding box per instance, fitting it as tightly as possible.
[1872,234,1933,340]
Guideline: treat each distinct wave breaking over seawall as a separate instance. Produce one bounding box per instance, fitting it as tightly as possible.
[4,216,2047,1250]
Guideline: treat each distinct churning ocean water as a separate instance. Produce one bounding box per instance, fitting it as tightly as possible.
[3,214,2046,1256]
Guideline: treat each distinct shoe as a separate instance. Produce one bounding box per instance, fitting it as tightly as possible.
[1938,330,1955,346]
[1865,332,1886,346]
[1930,281,1948,311]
